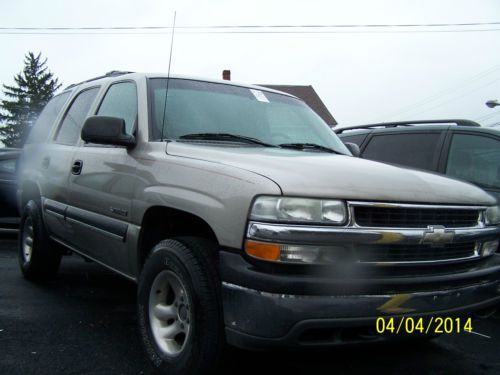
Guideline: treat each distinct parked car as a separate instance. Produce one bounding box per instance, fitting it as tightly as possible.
[18,73,500,374]
[0,148,20,233]
[336,120,500,202]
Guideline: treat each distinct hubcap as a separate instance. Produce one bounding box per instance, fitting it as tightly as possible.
[148,270,192,356]
[22,217,34,263]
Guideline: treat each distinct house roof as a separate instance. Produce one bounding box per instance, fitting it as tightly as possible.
[258,85,337,126]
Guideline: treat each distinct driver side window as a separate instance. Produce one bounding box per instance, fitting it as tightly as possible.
[97,81,138,135]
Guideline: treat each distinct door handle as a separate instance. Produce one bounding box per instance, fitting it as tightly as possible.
[72,160,83,175]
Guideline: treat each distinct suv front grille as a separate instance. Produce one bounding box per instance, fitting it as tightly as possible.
[353,206,480,228]
[356,242,477,263]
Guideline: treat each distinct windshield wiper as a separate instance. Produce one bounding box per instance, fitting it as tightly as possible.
[278,143,342,154]
[179,133,277,147]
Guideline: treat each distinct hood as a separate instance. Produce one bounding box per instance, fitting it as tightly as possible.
[166,142,496,206]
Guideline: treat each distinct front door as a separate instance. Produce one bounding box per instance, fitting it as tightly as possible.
[67,81,138,273]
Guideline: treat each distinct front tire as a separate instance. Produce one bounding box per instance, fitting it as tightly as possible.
[138,237,224,375]
[18,200,62,281]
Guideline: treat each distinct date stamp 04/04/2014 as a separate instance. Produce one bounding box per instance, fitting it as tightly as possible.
[375,317,474,335]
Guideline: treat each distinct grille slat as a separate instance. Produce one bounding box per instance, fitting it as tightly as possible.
[356,242,476,263]
[354,206,479,228]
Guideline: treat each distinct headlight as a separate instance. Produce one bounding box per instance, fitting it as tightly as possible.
[485,205,500,225]
[250,196,347,224]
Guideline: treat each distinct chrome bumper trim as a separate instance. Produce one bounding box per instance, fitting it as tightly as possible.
[347,201,489,210]
[247,222,500,246]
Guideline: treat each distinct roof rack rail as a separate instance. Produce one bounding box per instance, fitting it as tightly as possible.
[65,70,134,90]
[335,119,481,134]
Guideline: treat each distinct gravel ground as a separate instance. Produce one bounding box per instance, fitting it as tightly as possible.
[1,237,499,375]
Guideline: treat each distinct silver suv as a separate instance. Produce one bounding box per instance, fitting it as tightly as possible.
[18,71,500,374]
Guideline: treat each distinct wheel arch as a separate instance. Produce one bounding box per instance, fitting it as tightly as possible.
[137,205,219,273]
[20,180,42,212]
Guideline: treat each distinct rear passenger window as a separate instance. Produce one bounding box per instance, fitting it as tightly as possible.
[55,87,100,145]
[26,91,71,144]
[97,82,138,135]
[362,133,442,171]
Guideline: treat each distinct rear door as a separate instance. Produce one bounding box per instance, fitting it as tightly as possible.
[67,80,138,273]
[41,87,101,243]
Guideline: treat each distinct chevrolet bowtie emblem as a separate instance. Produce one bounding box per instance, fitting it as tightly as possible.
[421,225,455,246]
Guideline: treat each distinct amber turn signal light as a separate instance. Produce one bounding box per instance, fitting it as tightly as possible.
[245,240,281,261]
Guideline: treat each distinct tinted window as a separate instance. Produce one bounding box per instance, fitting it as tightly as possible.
[447,134,500,190]
[97,82,138,135]
[0,158,16,174]
[55,87,100,145]
[362,133,441,170]
[26,92,71,144]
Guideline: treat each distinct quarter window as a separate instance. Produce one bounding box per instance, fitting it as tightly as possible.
[97,82,138,135]
[446,134,500,190]
[55,87,100,145]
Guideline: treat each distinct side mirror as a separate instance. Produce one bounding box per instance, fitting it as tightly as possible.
[344,142,360,157]
[81,116,136,148]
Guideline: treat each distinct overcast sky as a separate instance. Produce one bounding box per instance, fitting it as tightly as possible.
[2,0,500,128]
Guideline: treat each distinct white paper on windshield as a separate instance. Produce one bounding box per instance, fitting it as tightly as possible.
[250,89,270,103]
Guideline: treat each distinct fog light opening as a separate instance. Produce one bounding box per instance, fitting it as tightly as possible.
[481,239,499,257]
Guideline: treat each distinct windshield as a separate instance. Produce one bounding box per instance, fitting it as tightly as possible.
[148,78,350,155]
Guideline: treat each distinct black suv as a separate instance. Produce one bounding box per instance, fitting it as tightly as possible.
[0,148,20,233]
[336,120,500,202]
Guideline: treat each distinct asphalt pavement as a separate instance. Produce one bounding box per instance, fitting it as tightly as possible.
[1,237,499,375]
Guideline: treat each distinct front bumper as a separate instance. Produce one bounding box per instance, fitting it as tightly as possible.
[221,251,500,349]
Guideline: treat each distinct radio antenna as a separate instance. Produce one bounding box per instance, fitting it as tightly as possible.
[160,11,176,141]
